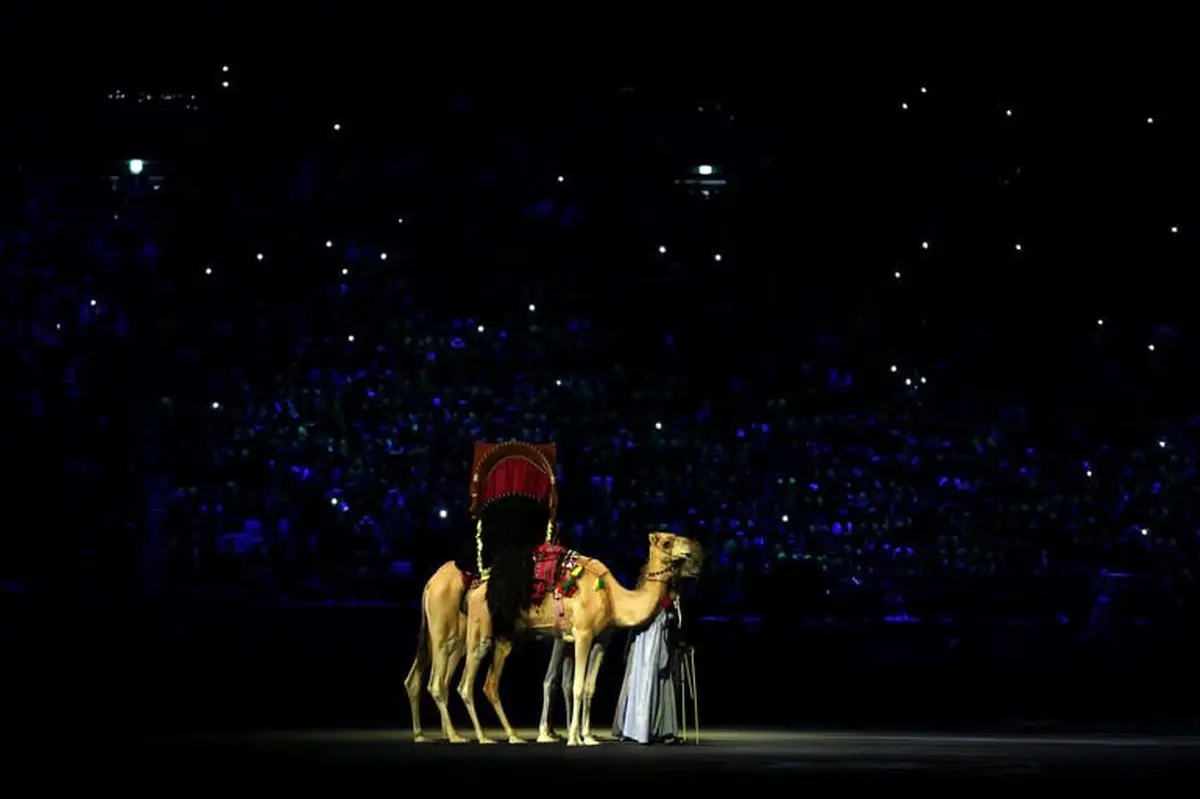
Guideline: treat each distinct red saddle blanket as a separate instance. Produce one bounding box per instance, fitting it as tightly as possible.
[530,543,583,606]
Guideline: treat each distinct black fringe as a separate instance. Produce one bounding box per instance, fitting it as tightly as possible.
[486,547,535,639]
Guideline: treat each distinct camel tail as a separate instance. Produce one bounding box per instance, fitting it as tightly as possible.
[413,595,432,676]
[486,548,534,639]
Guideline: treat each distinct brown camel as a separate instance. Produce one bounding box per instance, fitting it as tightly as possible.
[403,560,570,743]
[458,532,702,746]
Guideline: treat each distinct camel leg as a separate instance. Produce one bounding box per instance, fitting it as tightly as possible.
[403,653,426,742]
[537,638,566,742]
[580,641,607,746]
[428,633,466,743]
[482,638,524,743]
[457,624,496,744]
[565,631,593,746]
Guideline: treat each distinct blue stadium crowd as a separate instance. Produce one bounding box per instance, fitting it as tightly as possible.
[5,79,1199,625]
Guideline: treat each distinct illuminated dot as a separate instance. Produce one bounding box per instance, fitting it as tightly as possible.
[347,335,355,343]
[900,102,908,110]
[477,325,485,333]
[1148,344,1156,352]
[341,268,349,275]
[127,158,144,175]
[397,218,404,224]
[222,66,229,73]
[90,299,97,307]
[256,253,264,261]
[655,422,662,430]
[1171,226,1179,234]
[904,378,912,386]
[333,123,341,131]
[555,379,562,386]
[1005,109,1013,117]
[325,240,333,248]
[781,515,789,523]
[713,254,722,262]
[658,245,667,254]
[1141,528,1149,536]
[1086,470,1093,478]
[919,87,927,94]
[894,271,902,279]
[221,81,229,88]
[1096,319,1104,326]
[205,267,212,275]
[921,241,929,249]
[528,303,536,312]
[557,176,564,183]
[439,509,448,519]
[55,323,61,330]
[211,401,220,410]
[890,365,897,373]
[1147,117,1154,125]
[380,253,387,260]
[920,377,927,384]
[1159,440,1166,448]
[330,497,339,506]
[697,165,714,175]
[1014,244,1022,251]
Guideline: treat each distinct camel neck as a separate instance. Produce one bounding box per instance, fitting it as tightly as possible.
[609,554,671,628]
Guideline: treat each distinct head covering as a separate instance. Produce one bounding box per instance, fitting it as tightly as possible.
[465,440,558,576]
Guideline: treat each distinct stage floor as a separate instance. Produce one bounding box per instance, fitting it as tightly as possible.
[85,727,1200,784]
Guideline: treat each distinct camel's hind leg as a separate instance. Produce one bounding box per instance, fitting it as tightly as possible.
[403,653,427,742]
[482,638,525,743]
[580,641,607,745]
[537,638,567,742]
[565,631,593,746]
[457,607,496,744]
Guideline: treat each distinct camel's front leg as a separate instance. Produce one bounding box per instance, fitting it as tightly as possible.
[580,642,607,745]
[457,631,496,744]
[565,632,593,746]
[538,638,566,742]
[482,638,524,743]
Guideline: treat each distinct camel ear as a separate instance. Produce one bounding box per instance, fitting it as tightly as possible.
[647,532,658,546]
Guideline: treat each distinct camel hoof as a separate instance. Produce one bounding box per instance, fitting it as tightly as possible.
[566,738,581,747]
[536,733,560,743]
[477,737,498,745]
[583,736,601,746]
[413,734,428,744]
[447,735,469,744]
[507,736,527,744]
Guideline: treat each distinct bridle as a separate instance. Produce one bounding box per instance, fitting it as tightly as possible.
[642,537,689,583]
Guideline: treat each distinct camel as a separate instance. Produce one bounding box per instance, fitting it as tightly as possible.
[458,532,702,746]
[403,560,571,743]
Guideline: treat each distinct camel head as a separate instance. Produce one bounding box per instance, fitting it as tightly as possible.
[647,532,704,580]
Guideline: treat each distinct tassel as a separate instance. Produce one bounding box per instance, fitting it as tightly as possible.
[545,519,555,543]
[475,519,485,575]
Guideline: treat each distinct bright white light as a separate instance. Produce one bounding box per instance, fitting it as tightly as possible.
[919,87,927,94]
[333,123,341,131]
[330,497,339,506]
[325,240,333,248]
[256,253,264,261]
[380,253,387,260]
[658,245,667,254]
[397,218,404,224]
[713,254,722,262]
[127,159,144,175]
[341,268,349,275]
[90,299,97,307]
[222,65,229,73]
[1015,244,1022,251]
[528,304,536,312]
[347,335,355,342]
[1148,344,1156,352]
[781,514,789,523]
[555,379,562,386]
[921,241,929,249]
[557,176,564,183]
[1006,109,1013,117]
[1097,319,1104,326]
[697,165,714,175]
[890,365,897,373]
[655,422,662,430]
[221,81,229,88]
[1159,440,1166,448]
[904,378,912,386]
[894,271,902,279]
[477,325,485,333]
[1141,528,1149,536]
[1171,226,1179,234]
[920,376,927,384]
[439,509,448,519]
[205,267,212,275]
[211,401,220,410]
[900,102,908,110]
[1086,470,1093,478]
[1147,117,1154,124]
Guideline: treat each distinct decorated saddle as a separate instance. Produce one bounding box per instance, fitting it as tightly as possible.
[463,439,559,578]
[530,542,587,606]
